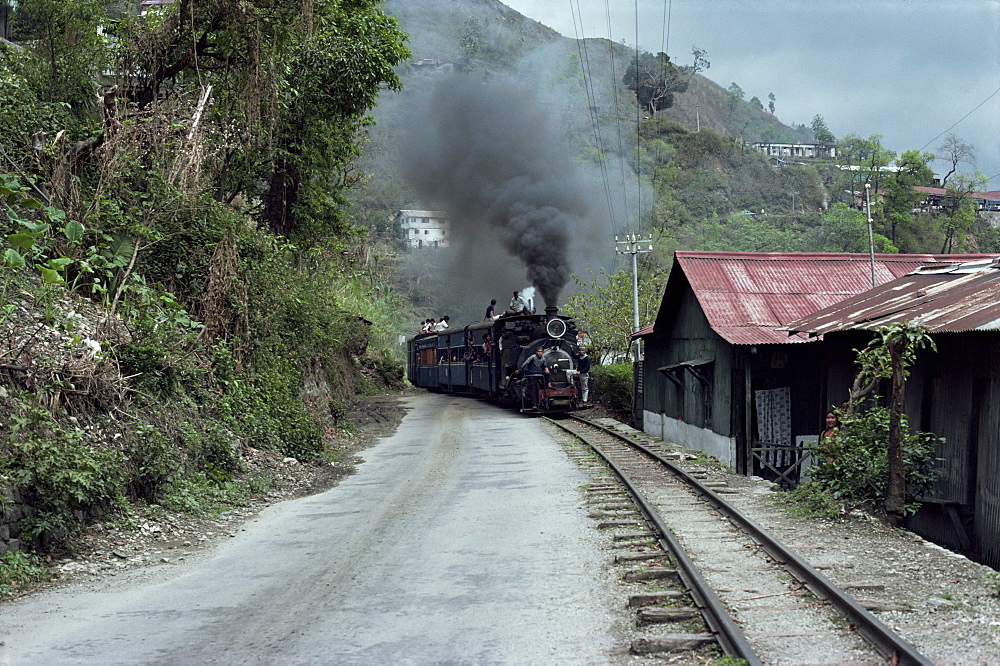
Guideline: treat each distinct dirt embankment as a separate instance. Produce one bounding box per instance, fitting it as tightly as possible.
[29,392,410,590]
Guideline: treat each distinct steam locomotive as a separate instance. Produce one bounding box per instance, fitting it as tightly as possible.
[407,306,583,413]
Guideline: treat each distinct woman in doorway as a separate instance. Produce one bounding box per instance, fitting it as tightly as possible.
[821,410,841,443]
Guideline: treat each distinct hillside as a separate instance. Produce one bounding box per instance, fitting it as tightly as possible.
[353,0,995,340]
[350,0,829,326]
[0,0,411,561]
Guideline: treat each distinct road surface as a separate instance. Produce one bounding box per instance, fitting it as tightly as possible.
[0,392,624,664]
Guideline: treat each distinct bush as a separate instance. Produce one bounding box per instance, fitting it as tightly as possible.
[218,364,323,460]
[805,405,941,515]
[0,551,53,596]
[3,407,125,542]
[591,363,633,414]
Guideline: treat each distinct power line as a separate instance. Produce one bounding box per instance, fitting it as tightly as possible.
[649,0,672,226]
[570,0,619,239]
[919,84,1000,152]
[633,0,641,236]
[661,0,671,57]
[603,0,630,232]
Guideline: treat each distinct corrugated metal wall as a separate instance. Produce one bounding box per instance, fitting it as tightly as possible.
[824,331,1000,569]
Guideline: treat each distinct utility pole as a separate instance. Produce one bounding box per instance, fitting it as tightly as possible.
[865,183,876,288]
[615,234,652,360]
[695,105,701,132]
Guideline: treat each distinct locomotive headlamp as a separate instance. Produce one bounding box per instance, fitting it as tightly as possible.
[545,318,568,339]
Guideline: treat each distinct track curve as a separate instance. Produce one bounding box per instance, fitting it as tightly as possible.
[549,415,934,665]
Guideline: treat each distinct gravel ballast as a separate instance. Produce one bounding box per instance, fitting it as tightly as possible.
[593,418,1000,664]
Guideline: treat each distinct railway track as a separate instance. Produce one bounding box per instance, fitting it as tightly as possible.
[547,415,934,665]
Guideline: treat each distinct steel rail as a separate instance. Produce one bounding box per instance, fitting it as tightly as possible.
[571,415,934,666]
[545,417,762,665]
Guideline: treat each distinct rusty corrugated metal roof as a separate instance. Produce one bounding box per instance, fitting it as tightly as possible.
[785,258,1000,335]
[673,252,995,345]
[632,323,655,339]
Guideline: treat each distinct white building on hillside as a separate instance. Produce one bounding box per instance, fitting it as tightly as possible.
[397,210,451,249]
[752,142,837,159]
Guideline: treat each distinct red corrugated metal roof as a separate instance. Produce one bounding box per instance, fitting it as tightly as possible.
[786,258,1000,335]
[914,186,1000,202]
[673,252,995,345]
[632,324,655,338]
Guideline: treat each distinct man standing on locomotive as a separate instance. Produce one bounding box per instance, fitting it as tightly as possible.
[518,347,550,410]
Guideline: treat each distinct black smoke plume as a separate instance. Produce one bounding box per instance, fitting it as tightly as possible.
[400,75,609,309]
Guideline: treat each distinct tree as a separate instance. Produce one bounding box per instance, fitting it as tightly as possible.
[562,267,660,363]
[622,46,708,117]
[843,324,937,526]
[810,114,835,145]
[836,133,896,203]
[936,134,976,188]
[623,51,686,116]
[939,173,987,253]
[114,0,410,238]
[804,203,897,253]
[881,150,934,242]
[11,0,109,106]
[458,16,483,70]
[767,92,775,114]
[726,82,744,123]
[749,96,764,112]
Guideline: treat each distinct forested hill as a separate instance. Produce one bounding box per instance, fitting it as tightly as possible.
[360,0,996,263]
[0,0,412,558]
[352,0,996,358]
[359,0,815,238]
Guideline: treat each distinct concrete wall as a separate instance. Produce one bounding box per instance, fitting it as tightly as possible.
[642,410,737,469]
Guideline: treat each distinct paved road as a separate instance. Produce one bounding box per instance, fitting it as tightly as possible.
[0,393,622,664]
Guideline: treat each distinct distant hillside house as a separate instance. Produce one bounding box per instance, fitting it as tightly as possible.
[397,210,451,249]
[409,59,457,74]
[139,0,176,13]
[753,142,837,159]
[913,186,1000,213]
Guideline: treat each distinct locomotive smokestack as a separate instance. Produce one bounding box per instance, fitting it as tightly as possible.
[545,306,558,317]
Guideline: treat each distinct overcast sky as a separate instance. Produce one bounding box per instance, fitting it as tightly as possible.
[500,0,1000,188]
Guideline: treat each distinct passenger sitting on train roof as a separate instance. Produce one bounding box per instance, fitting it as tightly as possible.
[420,318,432,333]
[434,316,450,331]
[484,299,498,321]
[505,291,526,316]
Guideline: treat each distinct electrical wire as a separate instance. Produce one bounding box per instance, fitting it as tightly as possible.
[634,0,641,237]
[919,84,1000,152]
[649,0,672,231]
[570,0,619,239]
[603,0,630,233]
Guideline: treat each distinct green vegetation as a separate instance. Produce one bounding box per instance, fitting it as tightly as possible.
[792,324,942,519]
[0,551,54,596]
[563,267,660,362]
[0,0,411,553]
[986,571,1000,596]
[591,363,633,416]
[794,406,941,517]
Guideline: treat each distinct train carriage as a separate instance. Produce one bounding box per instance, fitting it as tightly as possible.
[408,307,583,413]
